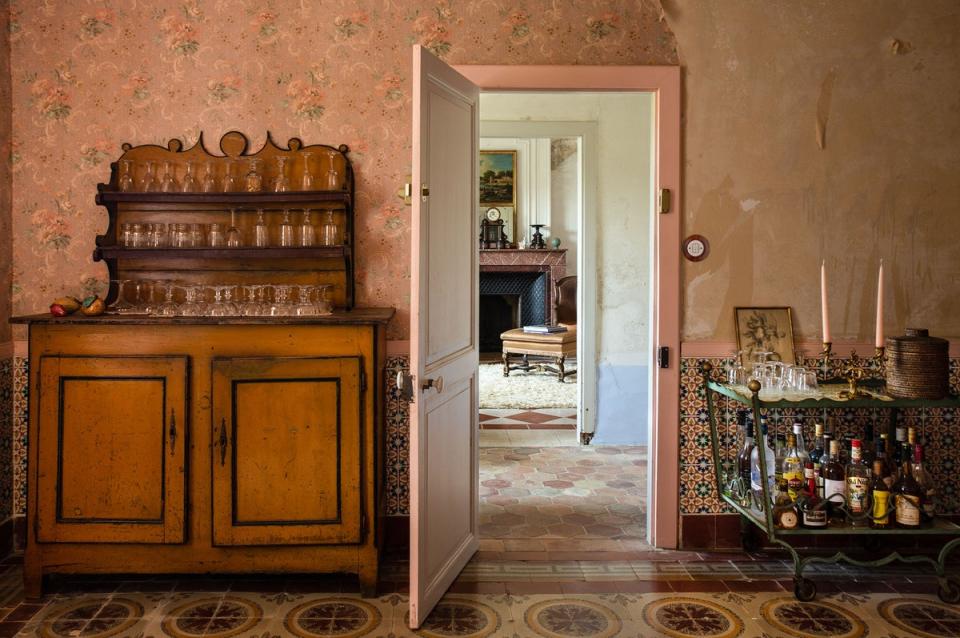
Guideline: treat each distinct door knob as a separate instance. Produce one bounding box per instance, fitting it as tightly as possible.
[422,376,444,393]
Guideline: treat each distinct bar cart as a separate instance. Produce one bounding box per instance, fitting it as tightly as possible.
[702,362,960,603]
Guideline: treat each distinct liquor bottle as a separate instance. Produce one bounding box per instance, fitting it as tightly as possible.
[892,426,907,479]
[894,457,923,529]
[750,419,777,510]
[774,433,787,489]
[822,440,847,526]
[782,433,804,501]
[737,411,754,483]
[845,439,871,527]
[800,461,827,528]
[905,427,916,465]
[876,433,893,488]
[870,460,891,529]
[808,422,825,478]
[912,442,936,524]
[773,482,799,529]
[792,423,810,466]
[861,423,876,468]
[841,433,855,464]
[815,432,832,499]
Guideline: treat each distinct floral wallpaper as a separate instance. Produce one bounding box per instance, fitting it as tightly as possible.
[8,0,677,338]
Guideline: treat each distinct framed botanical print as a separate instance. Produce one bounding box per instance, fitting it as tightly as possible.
[734,307,796,364]
[479,150,516,207]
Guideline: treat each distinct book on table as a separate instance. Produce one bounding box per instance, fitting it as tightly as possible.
[522,325,568,334]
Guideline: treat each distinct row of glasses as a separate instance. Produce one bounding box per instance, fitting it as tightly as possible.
[117,150,344,194]
[726,350,819,399]
[110,280,334,316]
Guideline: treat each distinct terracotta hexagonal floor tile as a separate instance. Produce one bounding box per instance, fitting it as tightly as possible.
[561,513,596,525]
[481,479,512,489]
[490,512,526,526]
[546,523,586,538]
[543,480,575,489]
[584,523,624,537]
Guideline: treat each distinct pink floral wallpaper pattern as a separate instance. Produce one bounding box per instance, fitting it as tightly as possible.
[9,0,676,338]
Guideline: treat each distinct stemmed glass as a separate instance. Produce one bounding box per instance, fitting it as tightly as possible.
[181,161,200,192]
[325,149,341,189]
[118,159,135,192]
[160,161,179,192]
[298,209,315,246]
[221,160,239,192]
[273,156,291,192]
[155,281,179,316]
[226,208,243,247]
[268,284,294,316]
[201,162,217,192]
[245,159,263,192]
[137,280,156,314]
[207,286,231,316]
[320,210,340,246]
[294,285,315,316]
[253,209,269,247]
[315,284,333,315]
[139,161,160,192]
[239,285,262,316]
[180,285,206,316]
[112,279,136,313]
[221,285,239,315]
[278,209,294,247]
[300,152,316,190]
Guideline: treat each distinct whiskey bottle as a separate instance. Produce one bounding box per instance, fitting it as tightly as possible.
[800,461,827,528]
[876,433,894,488]
[894,458,923,529]
[822,440,847,526]
[870,460,891,529]
[782,433,804,501]
[845,439,871,527]
[792,423,810,466]
[737,411,754,484]
[912,442,936,524]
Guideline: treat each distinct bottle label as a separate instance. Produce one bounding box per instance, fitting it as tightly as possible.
[804,466,815,480]
[872,490,890,524]
[824,479,846,504]
[785,471,803,500]
[895,494,921,526]
[847,476,869,514]
[803,508,827,527]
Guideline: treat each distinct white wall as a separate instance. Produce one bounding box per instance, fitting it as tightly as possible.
[480,93,655,444]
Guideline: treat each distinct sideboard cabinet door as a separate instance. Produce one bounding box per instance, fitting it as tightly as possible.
[211,356,363,546]
[37,355,189,543]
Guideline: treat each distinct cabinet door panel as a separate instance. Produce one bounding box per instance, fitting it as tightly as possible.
[212,357,362,546]
[37,356,189,544]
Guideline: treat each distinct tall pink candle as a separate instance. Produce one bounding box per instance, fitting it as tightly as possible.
[875,259,884,348]
[821,260,831,343]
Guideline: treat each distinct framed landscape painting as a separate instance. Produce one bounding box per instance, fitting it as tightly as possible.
[479,150,517,206]
[734,306,796,364]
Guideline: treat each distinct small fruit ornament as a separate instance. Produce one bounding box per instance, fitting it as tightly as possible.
[49,296,81,316]
[80,295,106,316]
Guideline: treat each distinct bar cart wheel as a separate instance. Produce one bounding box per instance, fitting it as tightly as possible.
[793,577,817,602]
[938,577,960,604]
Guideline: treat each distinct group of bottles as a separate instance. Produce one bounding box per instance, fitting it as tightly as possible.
[737,411,936,530]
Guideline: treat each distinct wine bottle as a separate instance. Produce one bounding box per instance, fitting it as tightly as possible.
[894,457,923,529]
[822,440,847,527]
[800,461,827,528]
[814,432,831,499]
[870,460,890,529]
[845,439,871,527]
[737,411,754,484]
[861,422,876,468]
[782,433,804,501]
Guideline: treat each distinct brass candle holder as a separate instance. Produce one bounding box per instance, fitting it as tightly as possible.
[837,350,872,399]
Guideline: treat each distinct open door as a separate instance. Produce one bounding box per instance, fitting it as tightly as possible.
[408,45,480,628]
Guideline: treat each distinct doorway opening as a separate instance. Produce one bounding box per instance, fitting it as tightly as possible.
[476,91,655,552]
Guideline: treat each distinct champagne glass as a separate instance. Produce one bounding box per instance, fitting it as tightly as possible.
[139,160,160,192]
[272,156,290,192]
[137,279,156,315]
[253,209,269,247]
[239,285,262,316]
[278,209,294,247]
[245,159,263,192]
[118,159,134,192]
[226,208,243,247]
[325,168,339,191]
[200,161,217,192]
[320,210,340,246]
[111,279,136,313]
[300,151,316,190]
[155,281,179,316]
[180,285,206,316]
[221,159,239,192]
[181,161,200,192]
[159,160,179,192]
[298,209,315,246]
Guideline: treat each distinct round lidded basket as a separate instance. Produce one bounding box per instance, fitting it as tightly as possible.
[885,328,950,399]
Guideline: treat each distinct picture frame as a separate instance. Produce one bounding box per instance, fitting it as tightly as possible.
[734,306,796,365]
[479,150,517,207]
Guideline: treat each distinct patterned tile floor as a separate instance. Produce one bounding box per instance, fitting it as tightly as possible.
[480,446,646,544]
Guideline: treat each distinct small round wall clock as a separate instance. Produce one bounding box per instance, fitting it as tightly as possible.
[682,235,709,262]
[485,207,501,221]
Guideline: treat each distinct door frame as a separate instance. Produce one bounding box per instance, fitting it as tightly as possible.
[454,65,681,548]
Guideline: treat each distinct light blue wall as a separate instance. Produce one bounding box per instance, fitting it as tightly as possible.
[592,363,649,445]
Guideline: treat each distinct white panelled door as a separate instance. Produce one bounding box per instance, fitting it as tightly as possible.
[408,45,480,629]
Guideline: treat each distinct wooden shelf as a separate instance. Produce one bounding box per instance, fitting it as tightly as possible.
[95,189,350,206]
[93,246,349,262]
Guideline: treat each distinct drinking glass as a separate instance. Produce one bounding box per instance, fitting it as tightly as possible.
[130,223,145,248]
[189,223,204,247]
[245,159,263,192]
[207,286,229,316]
[160,161,179,192]
[151,222,168,248]
[226,208,243,247]
[298,209,315,247]
[300,151,316,190]
[278,209,294,247]
[120,223,133,247]
[200,162,217,192]
[137,280,156,314]
[208,223,225,247]
[155,281,179,316]
[239,285,262,316]
[180,285,206,316]
[170,223,188,248]
[294,285,315,316]
[320,210,340,246]
[272,156,291,192]
[315,284,333,315]
[111,279,137,313]
[799,371,820,396]
[221,160,239,192]
[253,209,269,247]
[138,161,160,192]
[325,168,340,191]
[181,161,200,192]
[268,284,294,316]
[118,159,135,192]
[221,285,239,315]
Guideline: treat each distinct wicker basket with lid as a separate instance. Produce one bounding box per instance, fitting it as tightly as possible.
[885,328,950,399]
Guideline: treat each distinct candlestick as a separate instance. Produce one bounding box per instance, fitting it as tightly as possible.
[821,260,831,344]
[875,259,884,349]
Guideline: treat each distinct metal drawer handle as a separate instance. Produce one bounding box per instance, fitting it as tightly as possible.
[219,417,228,466]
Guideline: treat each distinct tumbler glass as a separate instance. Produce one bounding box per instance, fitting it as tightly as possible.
[208,223,225,247]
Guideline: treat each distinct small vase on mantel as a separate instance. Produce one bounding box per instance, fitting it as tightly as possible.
[530,224,546,249]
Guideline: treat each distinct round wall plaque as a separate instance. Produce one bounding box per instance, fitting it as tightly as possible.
[682,235,709,261]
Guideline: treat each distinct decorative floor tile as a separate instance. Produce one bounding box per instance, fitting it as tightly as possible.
[759,595,868,638]
[640,595,744,638]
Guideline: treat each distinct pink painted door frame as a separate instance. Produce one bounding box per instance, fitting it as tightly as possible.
[454,65,682,548]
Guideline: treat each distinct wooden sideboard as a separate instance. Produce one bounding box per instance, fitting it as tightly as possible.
[13,311,393,598]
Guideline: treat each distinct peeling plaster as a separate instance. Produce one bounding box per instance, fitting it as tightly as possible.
[815,69,838,150]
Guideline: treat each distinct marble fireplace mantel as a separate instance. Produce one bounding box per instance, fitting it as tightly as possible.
[480,249,567,324]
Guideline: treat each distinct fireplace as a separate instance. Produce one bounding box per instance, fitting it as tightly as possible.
[479,272,548,353]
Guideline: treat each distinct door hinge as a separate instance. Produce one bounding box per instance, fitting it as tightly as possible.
[658,188,672,214]
[658,346,670,369]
